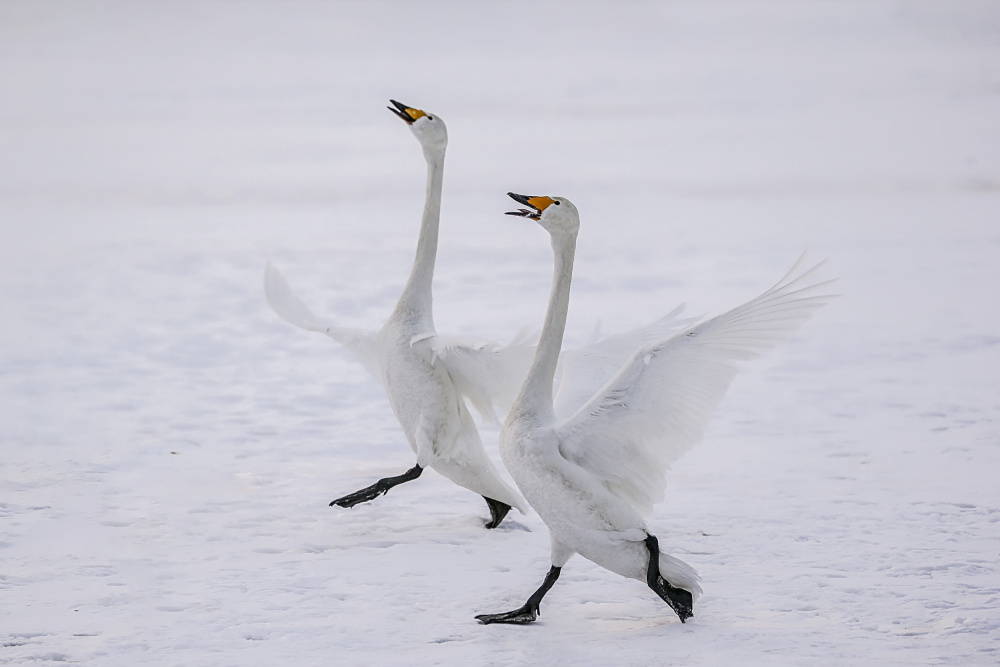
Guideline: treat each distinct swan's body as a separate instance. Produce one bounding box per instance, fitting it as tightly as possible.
[476,193,836,624]
[266,101,528,526]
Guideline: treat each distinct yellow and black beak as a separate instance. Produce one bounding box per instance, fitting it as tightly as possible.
[388,99,427,125]
[506,192,556,221]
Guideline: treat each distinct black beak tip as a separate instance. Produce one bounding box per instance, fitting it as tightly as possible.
[388,100,415,124]
[507,192,535,207]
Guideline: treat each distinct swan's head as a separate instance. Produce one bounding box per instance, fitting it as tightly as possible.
[506,192,579,234]
[388,99,447,153]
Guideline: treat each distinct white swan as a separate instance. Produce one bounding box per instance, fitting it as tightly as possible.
[476,193,836,624]
[266,100,531,527]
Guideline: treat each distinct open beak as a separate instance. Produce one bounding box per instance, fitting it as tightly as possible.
[388,99,427,125]
[506,192,556,221]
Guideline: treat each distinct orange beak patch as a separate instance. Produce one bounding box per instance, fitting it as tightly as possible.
[405,107,427,122]
[526,196,555,213]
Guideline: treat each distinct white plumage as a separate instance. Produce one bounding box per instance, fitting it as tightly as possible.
[266,101,529,526]
[557,255,835,517]
[477,193,836,624]
[265,104,701,527]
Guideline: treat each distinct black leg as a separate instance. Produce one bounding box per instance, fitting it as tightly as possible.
[475,565,561,625]
[329,465,423,508]
[482,496,512,529]
[644,534,693,622]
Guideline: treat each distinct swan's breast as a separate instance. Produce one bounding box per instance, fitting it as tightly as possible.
[378,321,461,453]
[502,426,647,552]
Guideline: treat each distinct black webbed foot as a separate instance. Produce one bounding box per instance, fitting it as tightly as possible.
[475,603,539,625]
[652,576,694,622]
[482,496,512,529]
[476,565,561,625]
[329,480,391,508]
[329,465,422,508]
[644,533,694,623]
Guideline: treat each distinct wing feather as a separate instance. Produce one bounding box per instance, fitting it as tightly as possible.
[556,257,838,516]
[264,261,380,379]
[552,305,696,419]
[433,305,696,426]
[429,331,537,425]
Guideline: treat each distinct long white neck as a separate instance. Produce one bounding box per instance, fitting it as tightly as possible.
[394,145,445,326]
[510,229,577,423]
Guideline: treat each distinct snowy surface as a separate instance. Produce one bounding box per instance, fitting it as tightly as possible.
[2,1,999,665]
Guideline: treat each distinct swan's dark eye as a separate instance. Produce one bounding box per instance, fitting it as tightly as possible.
[427,116,434,120]
[554,201,561,205]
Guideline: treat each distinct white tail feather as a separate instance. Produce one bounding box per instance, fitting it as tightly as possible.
[264,261,328,333]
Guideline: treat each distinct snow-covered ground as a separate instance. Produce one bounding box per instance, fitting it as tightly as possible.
[2,1,998,664]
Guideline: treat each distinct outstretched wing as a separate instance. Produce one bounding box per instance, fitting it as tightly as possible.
[552,305,695,420]
[556,257,838,516]
[264,261,381,380]
[430,306,693,426]
[428,330,537,425]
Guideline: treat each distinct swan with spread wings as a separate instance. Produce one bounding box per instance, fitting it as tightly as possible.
[476,193,836,623]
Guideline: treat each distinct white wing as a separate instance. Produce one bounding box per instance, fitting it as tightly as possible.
[431,307,694,426]
[264,261,381,380]
[428,330,537,425]
[556,257,838,516]
[552,305,695,420]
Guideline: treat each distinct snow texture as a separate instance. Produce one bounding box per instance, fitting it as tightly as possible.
[2,1,998,665]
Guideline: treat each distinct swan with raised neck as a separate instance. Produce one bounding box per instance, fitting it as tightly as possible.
[267,101,527,527]
[476,191,835,625]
